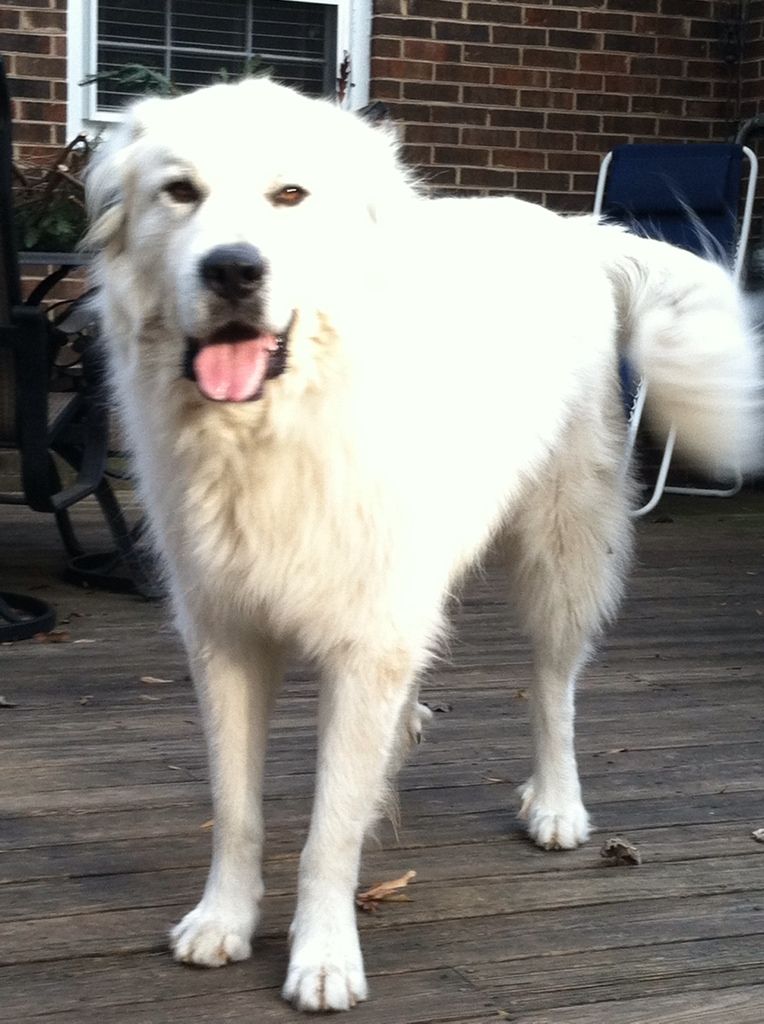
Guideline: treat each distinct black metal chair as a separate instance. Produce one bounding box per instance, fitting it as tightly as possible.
[0,58,158,637]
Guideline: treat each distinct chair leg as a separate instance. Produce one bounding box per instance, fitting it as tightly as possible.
[92,479,162,598]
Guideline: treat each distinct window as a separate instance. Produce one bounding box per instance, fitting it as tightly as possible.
[67,0,370,136]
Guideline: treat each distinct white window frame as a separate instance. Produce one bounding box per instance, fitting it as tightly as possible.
[66,0,370,139]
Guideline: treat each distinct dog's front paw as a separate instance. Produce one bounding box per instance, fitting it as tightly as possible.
[170,901,255,967]
[518,778,590,850]
[283,923,367,1011]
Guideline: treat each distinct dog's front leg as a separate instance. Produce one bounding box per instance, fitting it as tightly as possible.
[171,632,282,967]
[283,648,412,1011]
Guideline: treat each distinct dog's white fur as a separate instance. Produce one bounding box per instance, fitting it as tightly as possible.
[86,78,763,1011]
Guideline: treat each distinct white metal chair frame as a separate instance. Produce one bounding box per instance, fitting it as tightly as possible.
[594,145,758,518]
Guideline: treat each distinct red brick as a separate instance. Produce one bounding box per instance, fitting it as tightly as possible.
[580,53,629,74]
[635,15,688,36]
[521,47,577,70]
[604,75,658,95]
[491,67,547,89]
[403,81,459,102]
[8,76,51,99]
[461,127,518,147]
[492,148,545,169]
[12,121,52,143]
[602,114,658,135]
[656,36,706,57]
[577,93,629,113]
[371,58,432,81]
[400,143,431,164]
[547,151,600,172]
[464,44,521,64]
[12,55,65,78]
[549,71,603,91]
[431,105,488,125]
[436,63,491,84]
[20,9,66,31]
[580,12,633,32]
[462,84,518,106]
[490,107,544,128]
[405,124,459,144]
[523,7,578,29]
[370,79,400,100]
[605,33,657,54]
[0,31,50,53]
[659,76,712,98]
[0,9,20,29]
[631,94,684,115]
[630,56,683,76]
[435,21,490,43]
[518,129,575,151]
[434,145,489,166]
[492,25,547,46]
[373,17,431,39]
[516,170,571,190]
[548,29,601,51]
[467,3,522,24]
[19,99,65,122]
[403,39,460,62]
[461,167,517,188]
[372,37,400,58]
[520,89,575,110]
[547,111,600,132]
[407,0,462,17]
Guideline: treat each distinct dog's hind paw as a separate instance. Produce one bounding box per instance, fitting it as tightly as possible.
[518,778,590,850]
[170,903,254,967]
[408,700,433,745]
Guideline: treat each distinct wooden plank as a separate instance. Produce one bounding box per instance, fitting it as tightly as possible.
[465,935,764,1010]
[1,962,495,1024]
[503,985,764,1024]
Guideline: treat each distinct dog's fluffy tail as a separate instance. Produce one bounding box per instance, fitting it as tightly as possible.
[598,225,764,479]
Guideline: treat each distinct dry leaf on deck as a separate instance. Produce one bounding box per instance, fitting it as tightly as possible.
[33,629,70,644]
[600,836,641,866]
[140,675,173,684]
[424,701,452,713]
[139,694,162,702]
[355,870,416,912]
[0,695,18,708]
[752,828,764,844]
[200,819,214,830]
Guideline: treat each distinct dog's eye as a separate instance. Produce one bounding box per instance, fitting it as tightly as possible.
[271,185,308,208]
[163,178,202,205]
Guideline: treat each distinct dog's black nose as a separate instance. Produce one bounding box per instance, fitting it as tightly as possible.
[200,244,266,301]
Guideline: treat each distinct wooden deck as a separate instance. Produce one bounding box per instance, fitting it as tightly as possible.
[1,493,764,1023]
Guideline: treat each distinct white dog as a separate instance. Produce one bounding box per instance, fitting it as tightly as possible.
[86,78,762,1012]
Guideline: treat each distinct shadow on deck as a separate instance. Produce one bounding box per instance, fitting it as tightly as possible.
[1,492,763,1023]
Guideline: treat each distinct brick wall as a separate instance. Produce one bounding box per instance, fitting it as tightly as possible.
[1,0,67,163]
[371,0,749,210]
[741,0,764,121]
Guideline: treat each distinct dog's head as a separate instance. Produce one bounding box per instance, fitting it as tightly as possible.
[86,78,413,403]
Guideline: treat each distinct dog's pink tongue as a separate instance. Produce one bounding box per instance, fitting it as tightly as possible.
[193,336,276,402]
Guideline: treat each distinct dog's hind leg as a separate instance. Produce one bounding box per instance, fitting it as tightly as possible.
[170,629,283,966]
[283,644,416,1011]
[505,411,633,850]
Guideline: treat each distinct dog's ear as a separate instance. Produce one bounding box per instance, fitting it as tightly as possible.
[356,117,415,224]
[83,97,163,254]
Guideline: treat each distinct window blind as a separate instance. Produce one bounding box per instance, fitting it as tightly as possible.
[96,0,337,110]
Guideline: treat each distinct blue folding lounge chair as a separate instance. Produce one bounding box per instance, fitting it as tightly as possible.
[593,143,758,517]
